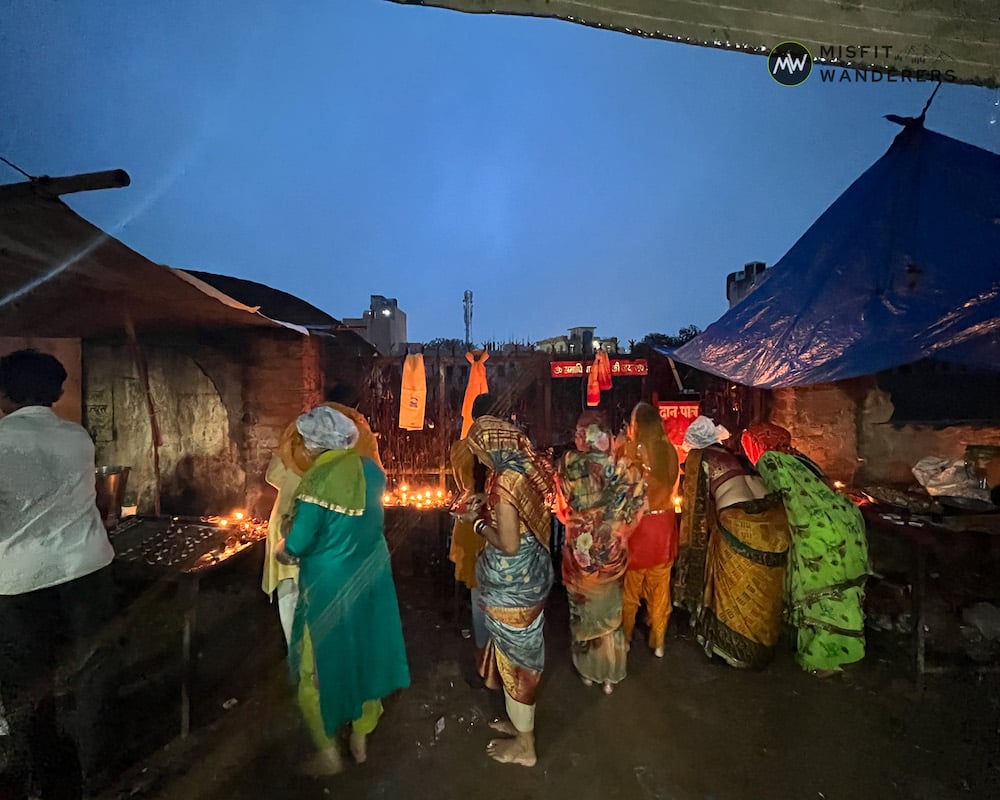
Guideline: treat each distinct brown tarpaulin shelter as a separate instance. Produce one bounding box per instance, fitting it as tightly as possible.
[0,189,289,338]
[387,0,999,87]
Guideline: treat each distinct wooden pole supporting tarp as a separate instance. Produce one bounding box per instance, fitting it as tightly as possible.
[124,315,162,516]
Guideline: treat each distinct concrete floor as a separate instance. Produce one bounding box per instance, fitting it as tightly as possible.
[97,576,1000,800]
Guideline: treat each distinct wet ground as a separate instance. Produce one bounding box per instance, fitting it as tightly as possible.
[94,573,1000,800]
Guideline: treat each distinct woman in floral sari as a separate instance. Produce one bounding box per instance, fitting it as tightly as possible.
[460,414,556,767]
[556,411,645,694]
[743,424,871,676]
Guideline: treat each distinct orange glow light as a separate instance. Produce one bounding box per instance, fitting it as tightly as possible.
[381,483,454,510]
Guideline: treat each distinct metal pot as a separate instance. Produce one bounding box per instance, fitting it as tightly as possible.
[95,465,131,530]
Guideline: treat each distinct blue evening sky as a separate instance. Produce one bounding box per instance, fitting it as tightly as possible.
[2,1,997,345]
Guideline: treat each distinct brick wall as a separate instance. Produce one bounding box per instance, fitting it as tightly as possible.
[769,380,864,483]
[769,379,1000,486]
[241,331,322,518]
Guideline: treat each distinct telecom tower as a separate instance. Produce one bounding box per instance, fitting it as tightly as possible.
[463,290,473,346]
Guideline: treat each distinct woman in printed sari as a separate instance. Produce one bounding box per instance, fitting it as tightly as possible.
[278,406,410,775]
[676,416,790,669]
[556,411,645,694]
[460,414,556,767]
[743,424,871,676]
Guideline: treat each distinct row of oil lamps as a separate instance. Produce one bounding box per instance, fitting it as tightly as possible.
[204,484,853,518]
[382,485,451,509]
[196,479,851,524]
[382,484,684,514]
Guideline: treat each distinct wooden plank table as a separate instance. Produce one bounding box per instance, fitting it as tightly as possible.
[862,504,1000,684]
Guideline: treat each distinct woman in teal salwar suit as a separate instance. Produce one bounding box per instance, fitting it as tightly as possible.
[281,406,410,775]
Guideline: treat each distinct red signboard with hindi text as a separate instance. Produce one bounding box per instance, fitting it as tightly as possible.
[550,358,648,378]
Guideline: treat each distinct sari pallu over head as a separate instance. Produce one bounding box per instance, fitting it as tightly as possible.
[741,423,795,467]
[464,415,555,547]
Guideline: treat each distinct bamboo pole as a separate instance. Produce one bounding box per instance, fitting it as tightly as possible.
[124,315,162,516]
[0,169,130,202]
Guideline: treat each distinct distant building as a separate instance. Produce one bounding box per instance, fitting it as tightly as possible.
[343,294,408,355]
[726,261,768,308]
[536,326,620,357]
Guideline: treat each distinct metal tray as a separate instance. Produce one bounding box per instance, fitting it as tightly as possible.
[111,515,265,574]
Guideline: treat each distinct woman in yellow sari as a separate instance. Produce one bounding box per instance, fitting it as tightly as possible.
[677,416,790,669]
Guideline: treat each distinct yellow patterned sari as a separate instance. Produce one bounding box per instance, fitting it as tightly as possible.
[678,449,791,668]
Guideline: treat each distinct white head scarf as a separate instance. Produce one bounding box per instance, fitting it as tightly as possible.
[296,406,359,453]
[683,415,730,449]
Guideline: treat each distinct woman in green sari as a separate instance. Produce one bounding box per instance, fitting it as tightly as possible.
[280,406,410,775]
[743,425,871,675]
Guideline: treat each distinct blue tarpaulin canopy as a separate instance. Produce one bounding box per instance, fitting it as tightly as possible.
[666,119,1000,388]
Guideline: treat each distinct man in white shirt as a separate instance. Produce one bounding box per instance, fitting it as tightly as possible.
[0,349,116,800]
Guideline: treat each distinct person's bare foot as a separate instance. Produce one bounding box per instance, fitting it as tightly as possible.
[349,731,367,764]
[488,719,518,736]
[654,646,665,658]
[486,733,537,766]
[299,747,345,776]
[580,676,593,687]
[602,681,614,695]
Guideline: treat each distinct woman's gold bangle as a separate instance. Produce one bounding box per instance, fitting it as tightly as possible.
[473,518,488,536]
